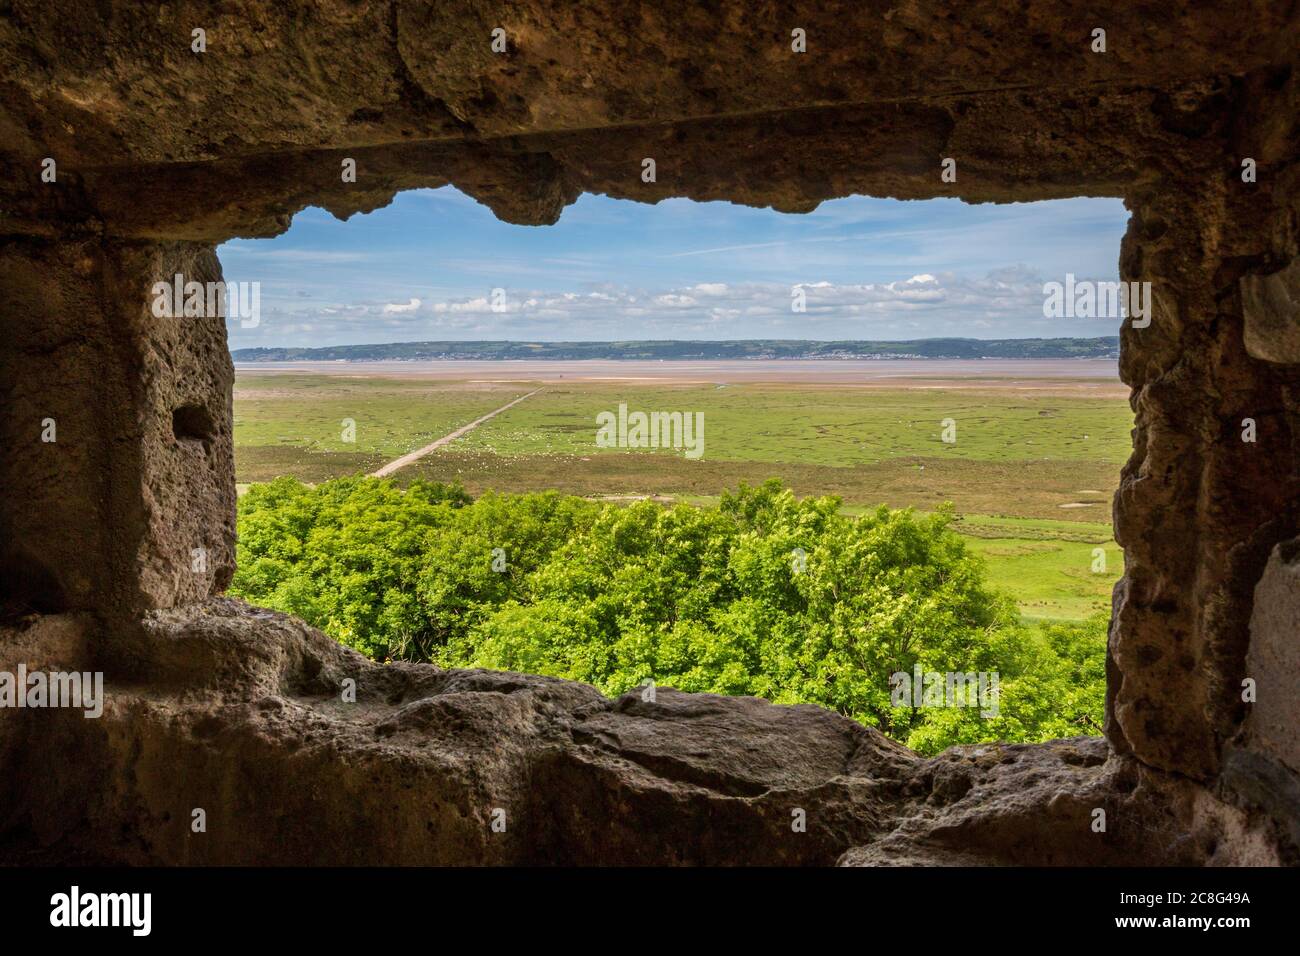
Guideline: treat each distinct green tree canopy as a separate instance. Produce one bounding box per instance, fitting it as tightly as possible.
[231,477,1105,754]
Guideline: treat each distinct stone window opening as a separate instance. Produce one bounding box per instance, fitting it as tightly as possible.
[223,189,1130,762]
[0,7,1296,866]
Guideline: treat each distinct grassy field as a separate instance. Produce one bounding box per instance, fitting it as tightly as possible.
[234,370,1131,619]
[456,382,1131,464]
[951,514,1120,619]
[234,375,531,483]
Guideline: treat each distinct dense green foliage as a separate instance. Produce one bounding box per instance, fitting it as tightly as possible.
[231,477,1105,753]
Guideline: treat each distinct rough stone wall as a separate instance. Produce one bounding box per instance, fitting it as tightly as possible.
[2,601,1281,866]
[1112,167,1300,778]
[0,1,1295,169]
[0,238,235,623]
[0,1,1297,864]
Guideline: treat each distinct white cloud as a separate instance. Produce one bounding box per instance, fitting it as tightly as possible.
[382,298,421,314]
[231,266,1125,345]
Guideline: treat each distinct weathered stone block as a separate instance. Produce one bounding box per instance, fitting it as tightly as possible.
[1243,259,1300,364]
[1245,538,1300,775]
[0,239,234,621]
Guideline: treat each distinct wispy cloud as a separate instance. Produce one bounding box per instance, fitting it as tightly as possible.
[218,245,374,264]
[663,237,845,258]
[229,267,1126,346]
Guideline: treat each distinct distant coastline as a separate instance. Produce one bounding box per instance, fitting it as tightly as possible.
[231,337,1119,363]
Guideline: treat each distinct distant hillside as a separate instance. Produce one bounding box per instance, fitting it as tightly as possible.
[232,338,1119,362]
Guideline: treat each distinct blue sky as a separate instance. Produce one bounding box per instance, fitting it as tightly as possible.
[220,187,1129,348]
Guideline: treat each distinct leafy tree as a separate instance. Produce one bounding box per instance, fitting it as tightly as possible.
[230,477,1107,753]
